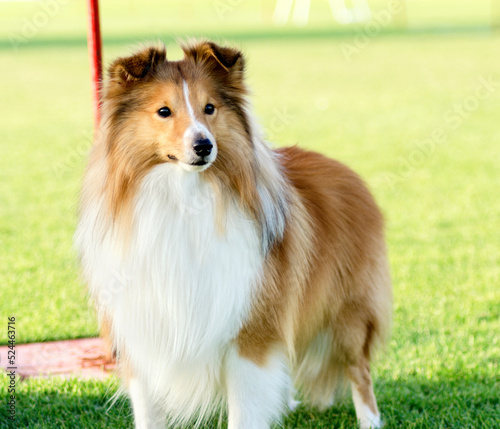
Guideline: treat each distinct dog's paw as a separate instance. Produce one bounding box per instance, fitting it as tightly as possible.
[287,397,300,412]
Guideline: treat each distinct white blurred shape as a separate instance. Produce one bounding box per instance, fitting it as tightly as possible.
[273,0,312,26]
[293,0,311,26]
[329,0,372,24]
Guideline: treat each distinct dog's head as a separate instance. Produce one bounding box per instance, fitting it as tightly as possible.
[102,40,250,174]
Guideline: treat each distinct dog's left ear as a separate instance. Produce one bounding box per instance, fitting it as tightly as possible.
[182,40,244,83]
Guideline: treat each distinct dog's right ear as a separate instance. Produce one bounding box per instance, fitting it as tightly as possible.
[108,45,167,88]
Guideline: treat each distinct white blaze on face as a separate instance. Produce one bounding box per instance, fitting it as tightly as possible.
[181,80,217,171]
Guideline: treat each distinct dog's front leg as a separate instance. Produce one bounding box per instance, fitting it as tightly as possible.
[225,346,290,429]
[127,376,166,429]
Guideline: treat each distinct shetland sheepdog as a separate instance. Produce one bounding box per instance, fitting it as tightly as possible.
[75,40,392,429]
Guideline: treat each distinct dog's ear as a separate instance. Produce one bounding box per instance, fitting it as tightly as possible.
[108,45,167,87]
[182,40,244,83]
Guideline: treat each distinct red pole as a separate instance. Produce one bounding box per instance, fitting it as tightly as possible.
[87,0,103,130]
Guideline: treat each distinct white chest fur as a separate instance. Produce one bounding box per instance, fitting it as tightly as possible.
[76,164,263,417]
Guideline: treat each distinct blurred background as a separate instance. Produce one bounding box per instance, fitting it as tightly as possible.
[0,0,498,427]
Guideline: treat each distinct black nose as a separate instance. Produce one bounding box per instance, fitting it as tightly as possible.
[193,138,213,158]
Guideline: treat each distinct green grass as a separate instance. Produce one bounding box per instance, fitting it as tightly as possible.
[0,0,499,427]
[1,371,498,428]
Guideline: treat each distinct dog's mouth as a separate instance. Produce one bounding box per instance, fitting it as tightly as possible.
[175,158,213,173]
[191,159,208,166]
[168,153,214,172]
[167,155,208,167]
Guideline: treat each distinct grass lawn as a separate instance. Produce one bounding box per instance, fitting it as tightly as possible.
[0,0,499,427]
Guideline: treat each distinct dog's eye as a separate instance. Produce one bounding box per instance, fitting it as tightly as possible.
[204,104,215,115]
[157,107,171,118]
